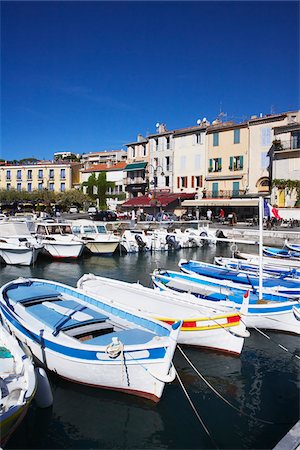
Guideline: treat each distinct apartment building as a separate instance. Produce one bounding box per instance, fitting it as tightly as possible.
[270,112,300,207]
[173,121,208,194]
[0,161,81,193]
[147,124,174,191]
[124,134,149,198]
[81,150,127,169]
[205,121,249,198]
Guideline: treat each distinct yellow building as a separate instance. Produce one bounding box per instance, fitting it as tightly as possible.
[0,161,81,193]
[205,121,248,198]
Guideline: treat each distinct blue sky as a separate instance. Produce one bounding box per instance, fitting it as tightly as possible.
[1,1,299,160]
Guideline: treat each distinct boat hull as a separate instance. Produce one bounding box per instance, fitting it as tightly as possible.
[85,241,119,255]
[0,246,41,266]
[43,242,84,259]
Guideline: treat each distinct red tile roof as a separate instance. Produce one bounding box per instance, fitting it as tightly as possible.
[83,161,127,173]
[122,192,195,208]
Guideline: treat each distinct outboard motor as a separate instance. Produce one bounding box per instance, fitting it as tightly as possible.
[166,234,180,250]
[135,233,147,250]
[215,229,227,243]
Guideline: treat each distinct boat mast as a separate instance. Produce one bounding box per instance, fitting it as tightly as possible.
[258,196,263,300]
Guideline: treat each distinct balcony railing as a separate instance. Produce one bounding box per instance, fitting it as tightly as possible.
[124,177,146,185]
[203,189,245,199]
[273,139,300,152]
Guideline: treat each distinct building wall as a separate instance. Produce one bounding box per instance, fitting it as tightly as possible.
[148,130,174,191]
[205,124,248,195]
[0,163,73,192]
[173,129,206,193]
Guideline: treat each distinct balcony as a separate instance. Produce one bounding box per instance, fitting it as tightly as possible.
[203,189,245,199]
[273,139,300,153]
[124,177,146,185]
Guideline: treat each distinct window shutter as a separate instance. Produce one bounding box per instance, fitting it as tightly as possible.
[229,157,233,170]
[191,176,194,188]
[184,177,187,188]
[209,159,213,170]
[200,175,203,187]
[177,177,180,189]
[240,155,244,169]
[218,158,222,170]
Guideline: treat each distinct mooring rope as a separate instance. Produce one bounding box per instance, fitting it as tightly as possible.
[174,366,219,449]
[177,345,274,425]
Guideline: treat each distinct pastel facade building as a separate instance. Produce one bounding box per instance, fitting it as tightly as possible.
[81,150,127,169]
[124,135,149,198]
[205,121,249,198]
[147,124,173,191]
[0,161,80,193]
[172,122,208,194]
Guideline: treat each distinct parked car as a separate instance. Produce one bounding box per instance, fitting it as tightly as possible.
[90,210,117,221]
[87,206,97,214]
[155,212,179,222]
[69,206,79,214]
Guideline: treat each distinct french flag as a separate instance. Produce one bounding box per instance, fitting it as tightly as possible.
[263,199,281,220]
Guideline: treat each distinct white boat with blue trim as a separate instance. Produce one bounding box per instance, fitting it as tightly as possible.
[151,269,300,335]
[0,277,181,402]
[77,274,250,355]
[0,323,37,446]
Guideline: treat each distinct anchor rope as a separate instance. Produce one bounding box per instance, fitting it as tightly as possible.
[174,366,219,449]
[177,345,274,425]
[239,320,300,360]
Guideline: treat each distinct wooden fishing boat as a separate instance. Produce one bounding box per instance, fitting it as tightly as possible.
[151,269,300,335]
[235,251,300,269]
[77,274,249,355]
[285,241,300,253]
[0,323,37,446]
[0,277,180,402]
[178,259,300,296]
[263,246,300,260]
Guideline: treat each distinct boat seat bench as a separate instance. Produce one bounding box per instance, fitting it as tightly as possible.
[86,328,156,346]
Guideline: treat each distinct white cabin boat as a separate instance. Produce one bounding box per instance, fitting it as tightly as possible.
[0,324,37,446]
[71,219,120,255]
[0,221,43,266]
[35,222,84,259]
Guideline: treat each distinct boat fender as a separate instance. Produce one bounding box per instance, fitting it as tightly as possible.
[106,337,124,359]
[34,367,53,408]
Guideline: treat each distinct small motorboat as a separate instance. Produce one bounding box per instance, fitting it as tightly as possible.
[77,274,250,355]
[0,277,181,402]
[214,257,300,279]
[35,222,84,259]
[0,221,43,266]
[71,219,120,255]
[0,323,37,446]
[263,246,300,260]
[151,269,300,335]
[285,240,300,253]
[234,251,300,269]
[178,259,300,297]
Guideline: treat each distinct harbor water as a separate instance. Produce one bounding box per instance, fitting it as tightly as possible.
[2,244,299,450]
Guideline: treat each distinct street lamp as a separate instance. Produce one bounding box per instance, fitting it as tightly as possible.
[146,164,165,215]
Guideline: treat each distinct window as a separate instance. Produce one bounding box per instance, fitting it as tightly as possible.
[60,169,66,179]
[155,138,159,150]
[195,154,201,170]
[234,129,240,144]
[60,183,65,192]
[165,176,169,187]
[181,176,187,188]
[261,152,269,169]
[180,156,186,170]
[49,169,54,179]
[38,182,43,190]
[27,183,32,192]
[17,183,22,191]
[229,156,244,171]
[142,144,147,157]
[6,183,11,190]
[38,169,43,179]
[27,170,32,180]
[209,158,222,172]
[49,183,54,191]
[166,136,170,149]
[195,175,203,188]
[17,169,22,180]
[213,133,219,146]
[261,127,271,146]
[196,132,204,145]
[165,156,170,171]
[6,170,11,180]
[132,147,136,158]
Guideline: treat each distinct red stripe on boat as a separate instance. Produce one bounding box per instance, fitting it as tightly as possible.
[227,315,240,324]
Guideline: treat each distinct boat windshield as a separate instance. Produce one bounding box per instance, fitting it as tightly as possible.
[96,225,107,234]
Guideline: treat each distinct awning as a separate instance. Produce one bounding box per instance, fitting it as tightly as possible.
[181,198,260,207]
[122,192,195,208]
[125,162,147,172]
